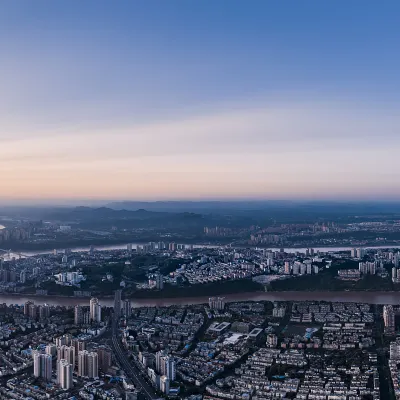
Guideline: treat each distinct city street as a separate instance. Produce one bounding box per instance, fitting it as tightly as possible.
[110,314,158,400]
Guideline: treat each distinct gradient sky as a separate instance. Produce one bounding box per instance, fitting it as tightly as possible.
[1,1,400,203]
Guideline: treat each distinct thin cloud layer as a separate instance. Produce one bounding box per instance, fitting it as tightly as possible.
[0,102,399,200]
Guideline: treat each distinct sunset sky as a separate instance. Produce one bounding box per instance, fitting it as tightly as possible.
[1,1,400,203]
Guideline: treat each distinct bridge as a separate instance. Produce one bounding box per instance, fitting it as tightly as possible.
[0,249,32,259]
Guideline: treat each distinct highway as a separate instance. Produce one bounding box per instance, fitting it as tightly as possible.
[110,313,158,400]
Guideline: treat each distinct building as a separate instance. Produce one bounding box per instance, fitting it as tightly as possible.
[90,298,102,323]
[284,261,291,275]
[39,304,50,320]
[390,338,400,360]
[158,354,174,378]
[164,357,176,381]
[208,297,225,311]
[126,391,139,400]
[45,344,57,357]
[24,301,33,317]
[123,299,132,318]
[394,253,400,268]
[169,242,176,251]
[33,351,52,381]
[114,290,122,317]
[267,334,278,347]
[58,345,75,365]
[58,359,73,389]
[97,346,112,371]
[384,305,395,333]
[28,303,37,320]
[155,273,164,290]
[359,261,377,275]
[356,248,365,259]
[160,375,170,395]
[127,243,132,253]
[20,270,26,284]
[156,350,167,374]
[272,304,286,318]
[55,334,72,347]
[78,350,99,378]
[231,321,252,334]
[74,305,83,325]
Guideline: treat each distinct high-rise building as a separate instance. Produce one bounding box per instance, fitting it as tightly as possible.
[57,345,75,366]
[356,248,365,259]
[39,304,50,320]
[164,357,176,381]
[284,261,291,275]
[359,261,377,275]
[156,350,167,374]
[155,273,164,290]
[55,334,72,347]
[78,350,98,378]
[45,344,57,357]
[114,290,122,318]
[97,346,112,371]
[28,303,38,320]
[74,305,83,325]
[24,301,34,317]
[394,253,400,268]
[71,339,86,368]
[20,270,26,284]
[168,242,176,251]
[58,359,73,389]
[123,299,131,318]
[292,262,300,275]
[33,351,52,381]
[90,298,101,323]
[160,375,170,394]
[384,305,395,333]
[127,243,132,253]
[155,351,175,381]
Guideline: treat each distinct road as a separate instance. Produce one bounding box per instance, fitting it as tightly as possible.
[110,313,158,400]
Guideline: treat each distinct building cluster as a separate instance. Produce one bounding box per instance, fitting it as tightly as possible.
[32,333,100,389]
[23,301,51,320]
[172,258,265,285]
[201,300,380,400]
[54,270,85,286]
[389,338,400,399]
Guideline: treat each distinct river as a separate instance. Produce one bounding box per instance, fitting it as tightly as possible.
[1,290,400,308]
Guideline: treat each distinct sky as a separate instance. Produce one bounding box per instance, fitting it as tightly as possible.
[1,1,400,203]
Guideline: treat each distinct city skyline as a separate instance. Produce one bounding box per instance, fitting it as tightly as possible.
[1,1,400,202]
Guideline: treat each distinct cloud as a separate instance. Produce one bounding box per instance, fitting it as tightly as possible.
[1,99,399,200]
[1,100,399,160]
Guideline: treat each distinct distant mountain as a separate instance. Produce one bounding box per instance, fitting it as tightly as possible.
[105,200,295,213]
[105,200,400,215]
[39,206,208,230]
